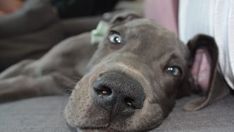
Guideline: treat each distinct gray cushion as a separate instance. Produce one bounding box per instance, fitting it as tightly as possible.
[155,95,234,132]
[0,96,70,132]
[0,95,233,132]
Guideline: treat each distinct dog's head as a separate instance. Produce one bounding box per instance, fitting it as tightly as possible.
[65,13,221,131]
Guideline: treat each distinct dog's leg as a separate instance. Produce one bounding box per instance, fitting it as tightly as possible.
[0,73,76,103]
[0,60,34,80]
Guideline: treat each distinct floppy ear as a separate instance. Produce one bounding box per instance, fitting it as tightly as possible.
[184,34,230,111]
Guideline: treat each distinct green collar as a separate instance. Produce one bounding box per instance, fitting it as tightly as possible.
[91,21,110,45]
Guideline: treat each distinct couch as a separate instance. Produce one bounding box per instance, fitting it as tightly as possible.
[0,95,233,132]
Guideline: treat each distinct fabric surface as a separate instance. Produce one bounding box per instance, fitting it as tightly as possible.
[155,95,234,132]
[0,95,233,132]
[144,0,178,34]
[179,0,234,90]
[0,96,70,132]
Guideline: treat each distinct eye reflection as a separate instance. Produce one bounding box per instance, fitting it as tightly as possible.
[166,66,182,77]
[108,31,122,45]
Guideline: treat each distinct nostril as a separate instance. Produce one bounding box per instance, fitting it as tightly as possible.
[94,85,112,96]
[93,71,145,116]
[124,97,136,109]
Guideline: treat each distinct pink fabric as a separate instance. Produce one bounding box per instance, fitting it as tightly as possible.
[144,0,178,34]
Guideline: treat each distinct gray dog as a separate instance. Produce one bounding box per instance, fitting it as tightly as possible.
[0,13,231,131]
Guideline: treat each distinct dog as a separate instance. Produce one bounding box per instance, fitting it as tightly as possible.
[0,13,231,131]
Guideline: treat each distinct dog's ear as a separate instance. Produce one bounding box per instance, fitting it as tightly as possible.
[183,34,229,111]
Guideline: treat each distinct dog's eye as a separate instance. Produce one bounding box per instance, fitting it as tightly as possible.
[108,31,122,45]
[165,66,182,77]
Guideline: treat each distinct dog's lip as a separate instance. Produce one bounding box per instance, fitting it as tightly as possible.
[77,125,118,132]
[76,123,111,130]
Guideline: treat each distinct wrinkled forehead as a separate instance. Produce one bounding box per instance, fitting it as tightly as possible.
[120,19,165,30]
[111,18,188,58]
[112,18,180,45]
[113,18,186,52]
[114,19,172,34]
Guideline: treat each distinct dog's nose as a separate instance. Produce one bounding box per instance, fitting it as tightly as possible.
[93,71,145,118]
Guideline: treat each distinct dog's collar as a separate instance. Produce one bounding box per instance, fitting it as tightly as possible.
[91,21,110,45]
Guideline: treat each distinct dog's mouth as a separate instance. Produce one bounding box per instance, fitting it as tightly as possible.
[73,112,113,131]
[77,126,119,132]
[77,126,110,131]
[67,123,116,132]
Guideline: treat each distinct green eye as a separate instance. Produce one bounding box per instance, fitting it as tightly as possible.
[108,31,122,45]
[166,66,182,77]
